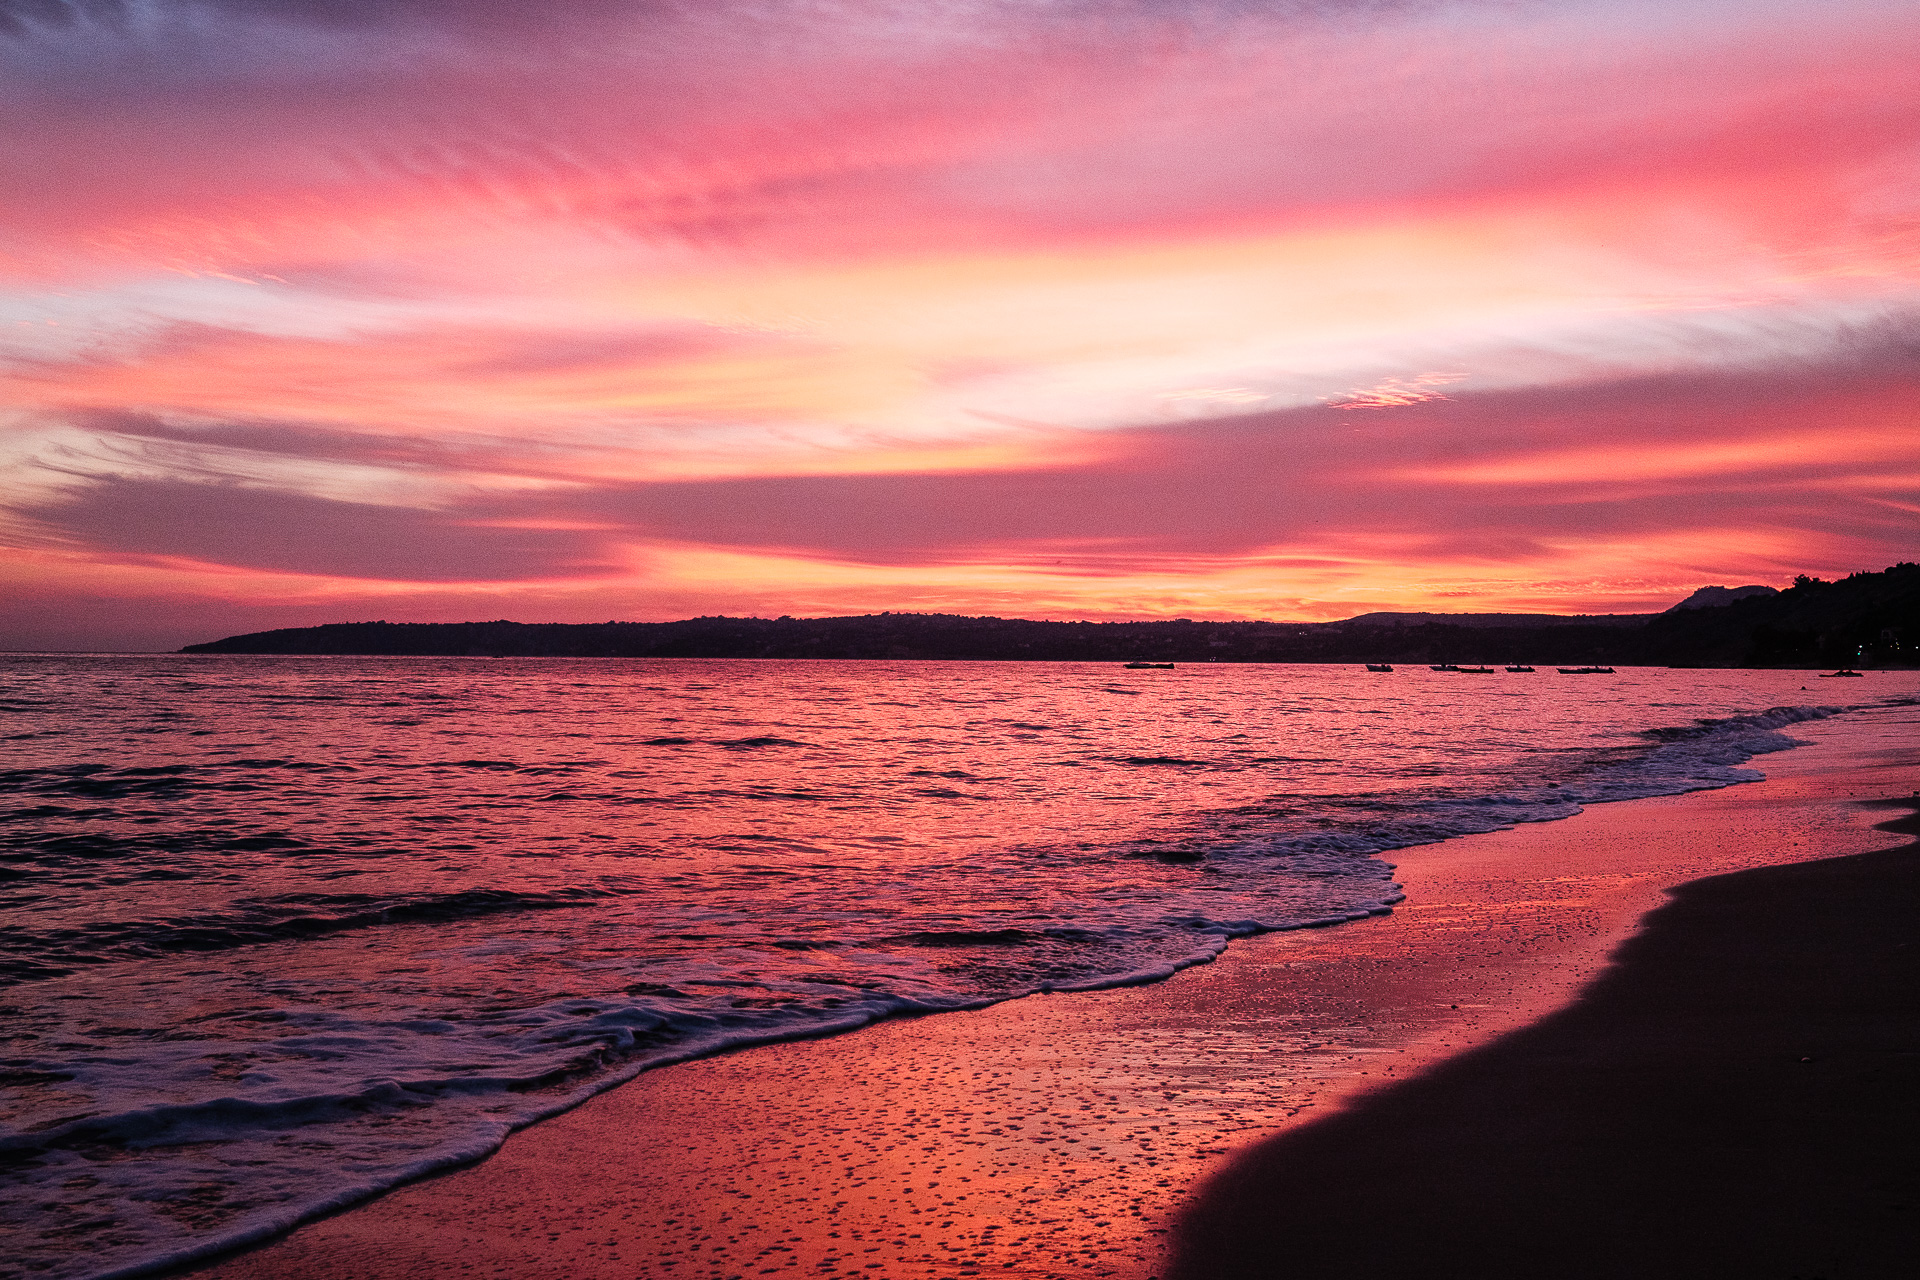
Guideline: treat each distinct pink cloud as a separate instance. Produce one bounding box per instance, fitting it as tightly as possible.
[14,326,1915,590]
[4,0,1918,646]
[4,1,1914,276]
[19,478,625,581]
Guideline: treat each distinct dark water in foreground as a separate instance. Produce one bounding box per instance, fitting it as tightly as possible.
[0,655,1900,1279]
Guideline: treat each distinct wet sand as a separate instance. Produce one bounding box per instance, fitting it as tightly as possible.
[1167,803,1920,1279]
[184,704,1920,1280]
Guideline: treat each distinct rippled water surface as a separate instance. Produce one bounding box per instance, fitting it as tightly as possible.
[0,654,1905,1279]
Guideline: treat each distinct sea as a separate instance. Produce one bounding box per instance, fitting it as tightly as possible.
[1,654,1910,1280]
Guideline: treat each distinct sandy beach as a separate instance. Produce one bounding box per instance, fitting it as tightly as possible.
[1168,799,1920,1279]
[180,702,1920,1280]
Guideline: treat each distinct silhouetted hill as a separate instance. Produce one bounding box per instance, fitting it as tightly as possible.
[1344,611,1658,629]
[1665,585,1778,611]
[1635,564,1918,667]
[180,615,1373,663]
[179,564,1920,667]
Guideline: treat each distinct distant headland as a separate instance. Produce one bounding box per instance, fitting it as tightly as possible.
[181,564,1918,668]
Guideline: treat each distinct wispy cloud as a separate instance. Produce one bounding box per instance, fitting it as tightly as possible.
[3,0,1917,645]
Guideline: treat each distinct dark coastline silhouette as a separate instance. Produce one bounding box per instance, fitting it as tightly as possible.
[179,564,1919,668]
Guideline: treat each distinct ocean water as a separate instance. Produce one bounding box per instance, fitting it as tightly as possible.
[0,654,1901,1279]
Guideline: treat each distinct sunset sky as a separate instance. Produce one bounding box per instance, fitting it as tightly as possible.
[3,0,1917,650]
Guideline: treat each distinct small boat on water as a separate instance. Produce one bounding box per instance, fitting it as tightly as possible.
[1123,661,1175,670]
[1430,663,1458,672]
[1365,663,1393,672]
[1506,665,1535,673]
[1455,666,1496,674]
[1558,666,1615,674]
[1818,669,1864,677]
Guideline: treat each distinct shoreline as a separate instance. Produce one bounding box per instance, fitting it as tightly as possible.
[1168,802,1920,1278]
[177,704,1920,1280]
